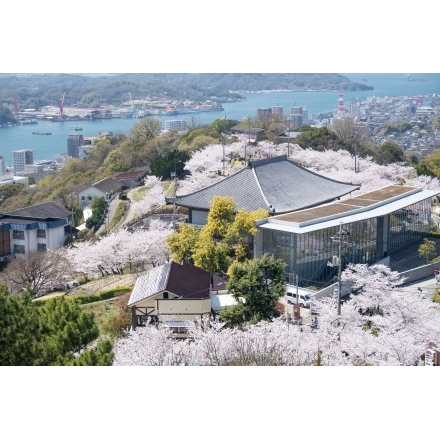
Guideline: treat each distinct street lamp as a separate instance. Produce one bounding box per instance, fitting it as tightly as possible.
[171,160,182,230]
[328,222,347,316]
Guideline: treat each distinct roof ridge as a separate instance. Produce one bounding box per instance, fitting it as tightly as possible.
[174,166,250,201]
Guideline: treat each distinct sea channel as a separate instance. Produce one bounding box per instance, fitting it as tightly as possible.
[1,73,439,166]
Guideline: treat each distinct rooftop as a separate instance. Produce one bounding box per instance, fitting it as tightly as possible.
[258,185,440,234]
[174,155,360,214]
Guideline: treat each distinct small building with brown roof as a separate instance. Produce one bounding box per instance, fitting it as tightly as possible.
[128,260,213,335]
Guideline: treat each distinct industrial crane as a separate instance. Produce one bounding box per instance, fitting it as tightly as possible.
[12,97,19,116]
[59,92,65,119]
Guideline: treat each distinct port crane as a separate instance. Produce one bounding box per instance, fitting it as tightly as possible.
[59,92,65,119]
[12,97,19,116]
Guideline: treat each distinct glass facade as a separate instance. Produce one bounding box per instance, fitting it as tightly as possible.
[261,199,432,289]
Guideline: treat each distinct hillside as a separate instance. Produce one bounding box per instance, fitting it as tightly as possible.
[0,73,372,109]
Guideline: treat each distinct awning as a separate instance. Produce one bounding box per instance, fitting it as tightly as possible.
[211,294,237,311]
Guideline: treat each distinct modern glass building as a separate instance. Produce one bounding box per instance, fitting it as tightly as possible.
[254,185,439,289]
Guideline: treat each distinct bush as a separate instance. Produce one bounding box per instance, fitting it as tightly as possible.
[73,287,132,305]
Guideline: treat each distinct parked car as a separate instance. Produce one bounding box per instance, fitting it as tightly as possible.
[285,289,311,308]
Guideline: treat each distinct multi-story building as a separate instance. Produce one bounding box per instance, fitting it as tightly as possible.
[67,134,84,158]
[290,106,308,127]
[12,149,33,174]
[0,201,73,262]
[0,155,6,174]
[257,108,272,122]
[272,106,283,117]
[165,120,189,131]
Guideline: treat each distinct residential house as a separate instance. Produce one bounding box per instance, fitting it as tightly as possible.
[0,201,73,262]
[78,176,124,208]
[231,126,265,142]
[128,261,213,336]
[112,169,148,189]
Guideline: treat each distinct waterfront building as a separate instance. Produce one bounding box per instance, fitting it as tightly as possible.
[257,108,272,122]
[67,134,84,158]
[272,106,283,117]
[290,106,308,127]
[254,185,439,287]
[165,120,189,131]
[15,164,51,182]
[12,149,33,174]
[0,174,28,188]
[0,156,6,174]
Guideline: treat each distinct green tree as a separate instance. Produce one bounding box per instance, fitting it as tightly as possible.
[374,141,405,165]
[226,208,269,261]
[414,151,440,178]
[36,296,112,366]
[210,118,238,134]
[129,117,161,140]
[205,196,236,239]
[192,228,231,274]
[149,149,190,180]
[0,288,114,366]
[418,238,437,263]
[0,286,41,365]
[221,253,286,326]
[166,223,200,264]
[0,105,18,125]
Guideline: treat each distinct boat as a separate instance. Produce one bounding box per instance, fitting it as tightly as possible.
[74,127,83,131]
[21,119,38,125]
[32,131,52,135]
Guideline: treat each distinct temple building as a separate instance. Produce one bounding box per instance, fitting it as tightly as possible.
[171,155,361,225]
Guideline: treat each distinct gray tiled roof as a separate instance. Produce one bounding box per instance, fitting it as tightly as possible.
[93,177,123,193]
[128,263,170,306]
[175,155,360,214]
[4,201,71,220]
[128,261,211,306]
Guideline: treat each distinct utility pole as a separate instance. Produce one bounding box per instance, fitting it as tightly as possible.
[246,116,250,166]
[222,115,226,176]
[337,222,342,316]
[328,221,344,315]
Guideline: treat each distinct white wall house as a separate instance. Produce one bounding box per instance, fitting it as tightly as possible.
[78,177,123,208]
[0,201,72,261]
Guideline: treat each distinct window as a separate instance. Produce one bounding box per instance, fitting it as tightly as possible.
[14,244,25,254]
[37,229,46,238]
[12,230,25,240]
[37,243,47,252]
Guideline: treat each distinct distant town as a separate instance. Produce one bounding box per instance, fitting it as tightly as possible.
[1,90,439,189]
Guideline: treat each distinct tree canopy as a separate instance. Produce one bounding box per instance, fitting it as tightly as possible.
[221,253,286,326]
[0,288,114,366]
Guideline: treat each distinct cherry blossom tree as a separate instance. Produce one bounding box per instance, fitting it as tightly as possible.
[67,220,172,280]
[112,263,440,366]
[130,175,166,217]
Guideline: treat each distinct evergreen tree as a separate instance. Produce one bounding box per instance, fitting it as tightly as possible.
[0,287,41,366]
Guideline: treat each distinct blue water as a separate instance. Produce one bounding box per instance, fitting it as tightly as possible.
[1,73,439,166]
